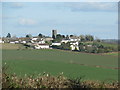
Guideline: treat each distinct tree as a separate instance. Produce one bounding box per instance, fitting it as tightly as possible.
[70,35,74,37]
[26,34,32,38]
[85,35,94,41]
[59,42,71,50]
[66,35,69,39]
[6,33,11,38]
[62,35,65,38]
[56,34,62,38]
[79,35,85,41]
[38,33,43,38]
[52,34,64,43]
[95,36,101,42]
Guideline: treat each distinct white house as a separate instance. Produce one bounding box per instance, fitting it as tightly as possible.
[87,45,92,47]
[69,36,81,42]
[21,41,26,44]
[70,41,79,46]
[52,43,61,46]
[0,39,2,43]
[32,37,38,41]
[38,40,45,44]
[0,39,4,43]
[15,41,19,44]
[10,41,15,44]
[70,38,78,42]
[34,44,49,49]
[61,39,70,43]
[70,45,79,51]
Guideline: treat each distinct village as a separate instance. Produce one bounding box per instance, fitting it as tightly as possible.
[0,30,84,50]
[0,30,118,53]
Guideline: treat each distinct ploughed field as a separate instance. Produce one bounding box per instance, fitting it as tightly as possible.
[2,44,118,82]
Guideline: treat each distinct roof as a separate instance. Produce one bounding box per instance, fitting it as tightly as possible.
[38,44,49,45]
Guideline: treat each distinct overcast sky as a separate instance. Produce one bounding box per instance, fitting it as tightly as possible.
[1,2,118,39]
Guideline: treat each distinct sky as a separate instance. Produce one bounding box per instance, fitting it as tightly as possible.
[1,2,118,39]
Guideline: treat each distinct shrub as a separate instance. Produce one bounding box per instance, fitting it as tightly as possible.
[2,65,119,89]
[2,72,119,89]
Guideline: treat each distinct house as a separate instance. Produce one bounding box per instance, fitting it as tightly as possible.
[69,36,81,42]
[31,38,45,44]
[70,41,79,46]
[19,37,31,43]
[61,39,70,43]
[8,38,20,44]
[10,41,15,44]
[52,43,61,46]
[0,38,4,43]
[14,41,19,44]
[70,44,79,51]
[44,37,53,41]
[21,41,26,44]
[34,44,49,49]
[0,39,2,43]
[87,45,92,47]
[31,37,38,41]
[70,41,79,51]
[38,40,45,44]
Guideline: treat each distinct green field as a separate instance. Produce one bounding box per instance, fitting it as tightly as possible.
[0,43,25,50]
[2,48,118,82]
[95,42,118,48]
[103,52,119,56]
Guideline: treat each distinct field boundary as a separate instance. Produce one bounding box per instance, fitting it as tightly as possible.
[53,48,119,57]
[69,61,119,70]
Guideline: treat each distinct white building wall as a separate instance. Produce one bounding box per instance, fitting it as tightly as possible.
[35,45,49,49]
[21,41,26,44]
[61,40,70,43]
[0,39,2,43]
[38,40,45,44]
[70,45,79,51]
[10,42,15,44]
[32,38,38,41]
[52,43,61,46]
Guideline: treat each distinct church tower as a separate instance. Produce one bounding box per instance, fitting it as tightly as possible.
[52,30,57,39]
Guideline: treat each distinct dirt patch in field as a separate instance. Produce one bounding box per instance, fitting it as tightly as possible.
[69,61,119,70]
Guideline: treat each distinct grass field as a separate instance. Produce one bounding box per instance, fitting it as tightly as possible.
[2,48,118,82]
[95,42,118,48]
[0,43,25,50]
[103,52,119,56]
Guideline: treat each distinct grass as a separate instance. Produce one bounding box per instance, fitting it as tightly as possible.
[102,52,119,56]
[94,42,118,48]
[2,49,118,82]
[2,68,119,88]
[0,43,25,50]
